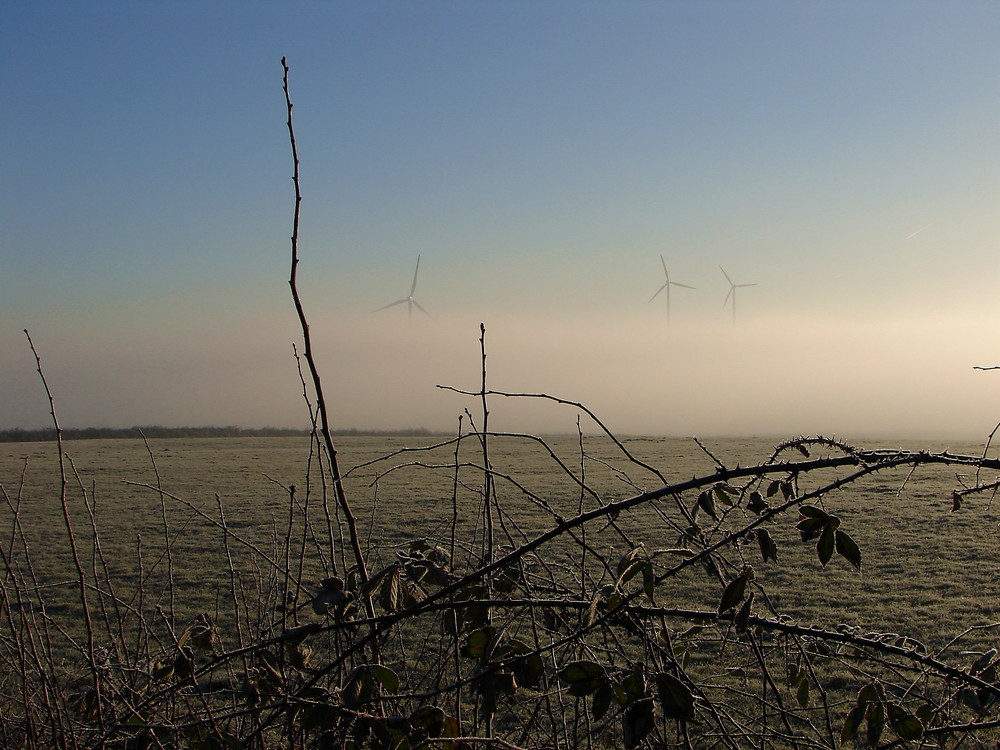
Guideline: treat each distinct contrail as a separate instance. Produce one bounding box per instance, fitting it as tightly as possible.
[905,225,929,240]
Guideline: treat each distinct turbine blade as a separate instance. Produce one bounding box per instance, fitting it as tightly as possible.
[372,298,408,312]
[736,283,757,288]
[649,283,667,302]
[723,288,732,307]
[671,282,696,290]
[660,254,668,278]
[719,266,733,286]
[412,299,433,318]
[410,255,421,295]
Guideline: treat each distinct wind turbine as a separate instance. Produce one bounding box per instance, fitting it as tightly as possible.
[372,255,431,320]
[648,254,695,324]
[720,266,756,325]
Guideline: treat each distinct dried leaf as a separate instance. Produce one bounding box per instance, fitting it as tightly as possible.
[697,490,718,521]
[379,566,401,612]
[616,545,646,579]
[747,491,769,514]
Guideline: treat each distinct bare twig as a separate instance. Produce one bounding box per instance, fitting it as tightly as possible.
[281,58,370,595]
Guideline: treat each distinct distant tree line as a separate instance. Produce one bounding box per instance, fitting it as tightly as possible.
[0,426,440,443]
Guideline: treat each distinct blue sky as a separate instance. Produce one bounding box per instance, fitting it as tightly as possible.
[2,1,998,438]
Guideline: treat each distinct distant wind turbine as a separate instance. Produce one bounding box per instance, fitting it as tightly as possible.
[372,255,431,320]
[720,266,756,325]
[648,254,695,324]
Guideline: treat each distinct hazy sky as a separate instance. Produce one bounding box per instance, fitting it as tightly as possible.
[2,1,998,439]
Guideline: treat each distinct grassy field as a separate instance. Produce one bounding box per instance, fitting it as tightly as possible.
[2,433,996,656]
[2,432,998,749]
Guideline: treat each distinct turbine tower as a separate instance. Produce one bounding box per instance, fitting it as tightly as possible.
[373,255,431,320]
[720,266,755,325]
[648,254,695,324]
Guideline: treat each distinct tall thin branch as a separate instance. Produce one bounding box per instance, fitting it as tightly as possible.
[280,58,369,592]
[24,329,104,730]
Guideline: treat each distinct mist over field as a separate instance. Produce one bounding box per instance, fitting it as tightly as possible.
[5,300,997,440]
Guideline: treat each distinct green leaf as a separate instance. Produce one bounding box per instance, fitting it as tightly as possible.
[718,573,748,614]
[592,680,614,720]
[410,705,446,739]
[460,627,496,660]
[796,516,826,534]
[508,640,544,689]
[492,670,517,695]
[620,664,646,706]
[887,703,924,740]
[795,676,810,708]
[311,587,345,616]
[961,688,986,713]
[857,682,882,710]
[915,703,934,725]
[817,524,835,567]
[798,505,830,520]
[835,529,862,570]
[757,528,778,563]
[734,592,754,634]
[866,701,885,747]
[369,664,400,693]
[557,660,607,697]
[478,673,499,721]
[641,561,656,601]
[622,698,655,749]
[841,705,864,744]
[655,672,695,721]
[786,665,804,686]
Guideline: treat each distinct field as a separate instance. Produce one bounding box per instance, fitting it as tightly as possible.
[3,434,997,640]
[2,432,998,748]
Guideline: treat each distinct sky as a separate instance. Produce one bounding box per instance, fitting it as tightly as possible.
[1,1,998,440]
